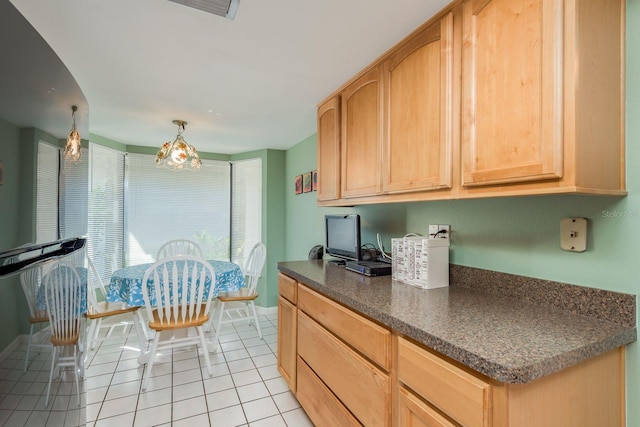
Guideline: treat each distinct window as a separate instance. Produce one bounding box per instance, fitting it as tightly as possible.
[36,142,59,243]
[88,144,125,283]
[125,153,231,265]
[59,149,88,240]
[84,145,262,278]
[231,158,263,266]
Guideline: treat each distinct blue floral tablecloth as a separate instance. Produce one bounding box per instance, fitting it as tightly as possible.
[36,267,88,313]
[106,260,244,307]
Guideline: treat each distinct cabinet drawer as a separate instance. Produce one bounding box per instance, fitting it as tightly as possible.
[297,284,391,371]
[298,311,391,427]
[398,386,457,427]
[297,356,362,427]
[278,272,297,304]
[398,337,491,427]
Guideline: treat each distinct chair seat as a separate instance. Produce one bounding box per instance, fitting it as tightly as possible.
[29,311,49,324]
[148,306,209,331]
[217,289,258,302]
[85,301,141,320]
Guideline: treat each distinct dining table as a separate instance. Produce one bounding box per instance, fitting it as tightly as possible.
[106,259,245,360]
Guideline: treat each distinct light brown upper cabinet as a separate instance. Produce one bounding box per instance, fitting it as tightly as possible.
[383,12,455,195]
[316,0,625,206]
[340,66,383,198]
[317,96,341,201]
[460,0,625,196]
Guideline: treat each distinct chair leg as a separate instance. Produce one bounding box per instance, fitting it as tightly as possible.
[249,301,262,339]
[24,324,34,372]
[74,345,80,407]
[197,326,212,377]
[86,319,97,354]
[211,302,226,353]
[132,312,147,353]
[45,346,57,407]
[141,332,161,391]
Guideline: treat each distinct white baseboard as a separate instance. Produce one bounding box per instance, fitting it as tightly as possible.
[256,306,277,316]
[0,335,28,359]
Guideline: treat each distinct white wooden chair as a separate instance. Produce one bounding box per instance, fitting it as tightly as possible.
[19,264,51,371]
[43,260,84,407]
[210,242,266,351]
[84,256,146,356]
[140,255,215,391]
[156,239,203,260]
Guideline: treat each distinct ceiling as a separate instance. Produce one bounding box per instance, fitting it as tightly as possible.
[7,0,450,155]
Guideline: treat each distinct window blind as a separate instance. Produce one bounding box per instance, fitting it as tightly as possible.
[36,141,59,243]
[231,158,262,266]
[88,143,125,283]
[59,151,88,239]
[125,153,231,265]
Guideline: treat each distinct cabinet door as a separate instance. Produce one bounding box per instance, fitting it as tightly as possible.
[317,96,341,201]
[461,0,563,187]
[383,12,454,194]
[341,66,382,198]
[277,296,297,393]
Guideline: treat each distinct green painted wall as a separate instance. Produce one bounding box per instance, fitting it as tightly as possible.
[283,3,640,423]
[0,118,24,349]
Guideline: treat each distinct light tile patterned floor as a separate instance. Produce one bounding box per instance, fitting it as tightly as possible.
[0,312,314,426]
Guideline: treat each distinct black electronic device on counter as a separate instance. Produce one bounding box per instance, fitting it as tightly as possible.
[345,260,392,277]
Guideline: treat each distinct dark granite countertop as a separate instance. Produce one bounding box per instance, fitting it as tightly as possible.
[277,260,637,384]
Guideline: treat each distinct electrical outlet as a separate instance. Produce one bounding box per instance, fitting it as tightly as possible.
[560,218,587,252]
[429,224,450,240]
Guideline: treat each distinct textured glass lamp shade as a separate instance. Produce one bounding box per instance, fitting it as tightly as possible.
[64,106,82,162]
[155,120,202,171]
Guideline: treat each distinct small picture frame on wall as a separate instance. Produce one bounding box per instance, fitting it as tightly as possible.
[295,175,303,194]
[303,172,312,193]
[312,170,318,191]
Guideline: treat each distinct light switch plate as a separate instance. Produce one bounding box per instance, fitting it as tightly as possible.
[560,218,587,252]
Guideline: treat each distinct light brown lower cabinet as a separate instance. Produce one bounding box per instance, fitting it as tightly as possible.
[296,356,362,427]
[397,386,456,427]
[277,275,626,427]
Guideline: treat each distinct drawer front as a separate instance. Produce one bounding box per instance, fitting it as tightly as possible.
[297,283,391,371]
[278,272,297,303]
[298,311,391,427]
[398,386,457,427]
[398,337,491,427]
[297,356,362,427]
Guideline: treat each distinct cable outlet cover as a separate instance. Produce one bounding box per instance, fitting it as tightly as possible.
[560,218,587,252]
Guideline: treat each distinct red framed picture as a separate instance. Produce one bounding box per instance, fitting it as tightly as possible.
[303,172,312,193]
[295,175,303,194]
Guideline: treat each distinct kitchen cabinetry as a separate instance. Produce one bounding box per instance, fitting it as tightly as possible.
[276,273,297,392]
[316,0,625,206]
[460,0,625,197]
[293,282,392,426]
[332,11,456,202]
[383,12,454,195]
[317,96,341,201]
[276,270,627,427]
[340,66,383,198]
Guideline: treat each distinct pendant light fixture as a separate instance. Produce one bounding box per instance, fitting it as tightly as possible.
[64,105,82,162]
[155,120,202,171]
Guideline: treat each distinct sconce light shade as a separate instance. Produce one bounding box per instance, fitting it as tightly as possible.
[155,120,202,171]
[64,105,82,162]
